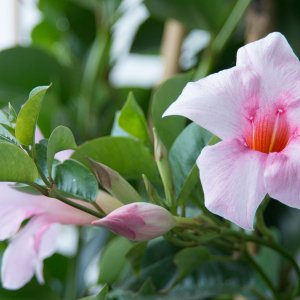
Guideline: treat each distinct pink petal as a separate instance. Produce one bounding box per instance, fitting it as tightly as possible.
[1,216,56,290]
[265,136,300,208]
[55,149,74,162]
[237,32,300,107]
[163,66,260,140]
[198,139,267,230]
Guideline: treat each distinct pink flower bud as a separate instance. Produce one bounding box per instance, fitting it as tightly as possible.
[92,203,176,241]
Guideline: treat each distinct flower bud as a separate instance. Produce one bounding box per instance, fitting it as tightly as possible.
[92,202,176,241]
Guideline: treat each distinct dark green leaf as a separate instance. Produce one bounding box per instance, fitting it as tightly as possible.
[15,85,50,146]
[151,72,193,149]
[47,125,76,177]
[145,0,235,32]
[99,237,133,285]
[174,246,210,280]
[0,143,38,183]
[170,124,211,195]
[126,242,147,275]
[72,137,159,182]
[118,92,150,144]
[54,159,98,201]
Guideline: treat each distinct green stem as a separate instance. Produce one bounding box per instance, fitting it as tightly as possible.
[50,189,103,219]
[244,250,279,300]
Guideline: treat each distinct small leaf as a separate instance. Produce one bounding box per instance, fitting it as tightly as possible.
[54,159,98,202]
[0,143,38,183]
[72,137,159,182]
[90,160,142,204]
[118,92,150,144]
[47,126,77,177]
[99,237,133,285]
[15,85,50,146]
[174,246,210,280]
[79,284,108,300]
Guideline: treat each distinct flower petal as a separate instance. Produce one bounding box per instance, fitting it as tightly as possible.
[237,32,300,106]
[1,216,55,290]
[198,139,267,229]
[163,66,260,140]
[265,136,300,208]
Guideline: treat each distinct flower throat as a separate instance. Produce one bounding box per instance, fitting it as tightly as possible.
[245,109,290,153]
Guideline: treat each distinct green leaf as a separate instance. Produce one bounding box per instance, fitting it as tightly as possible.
[15,85,50,146]
[174,246,210,280]
[99,237,133,285]
[54,159,98,201]
[0,143,38,183]
[47,126,76,177]
[36,139,48,180]
[126,242,148,275]
[118,92,150,144]
[170,124,211,195]
[124,238,179,290]
[90,160,142,204]
[151,72,193,149]
[79,284,108,300]
[72,137,159,182]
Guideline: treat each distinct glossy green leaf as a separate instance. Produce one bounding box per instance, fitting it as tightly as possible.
[54,159,98,201]
[170,124,211,195]
[118,92,150,144]
[47,126,76,177]
[174,246,210,280]
[99,237,133,285]
[90,160,142,204]
[151,72,193,149]
[79,284,108,300]
[72,137,159,182]
[15,85,50,146]
[0,143,38,183]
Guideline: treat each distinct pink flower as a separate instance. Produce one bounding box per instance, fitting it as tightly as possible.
[92,203,176,241]
[164,32,300,230]
[0,183,97,290]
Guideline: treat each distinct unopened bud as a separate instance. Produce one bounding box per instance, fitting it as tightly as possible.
[96,190,123,214]
[92,202,176,241]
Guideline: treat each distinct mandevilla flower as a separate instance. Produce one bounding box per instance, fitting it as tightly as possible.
[164,32,300,230]
[0,183,101,290]
[93,202,176,241]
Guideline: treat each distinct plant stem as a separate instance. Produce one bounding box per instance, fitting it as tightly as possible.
[49,189,103,219]
[256,195,273,241]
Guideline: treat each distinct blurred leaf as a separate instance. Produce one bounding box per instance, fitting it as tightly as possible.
[0,143,38,183]
[79,284,108,300]
[151,72,193,149]
[118,92,150,144]
[145,0,235,32]
[90,160,142,204]
[123,238,179,290]
[15,86,50,146]
[131,17,164,54]
[0,47,65,107]
[72,137,159,182]
[138,278,156,296]
[174,246,210,280]
[126,242,147,275]
[47,125,76,177]
[99,237,133,285]
[170,124,211,195]
[54,159,98,201]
